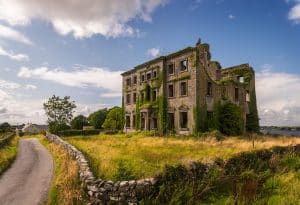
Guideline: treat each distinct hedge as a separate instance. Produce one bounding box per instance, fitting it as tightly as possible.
[57,129,101,137]
[0,132,15,148]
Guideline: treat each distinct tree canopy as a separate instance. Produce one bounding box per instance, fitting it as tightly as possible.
[88,109,107,129]
[102,106,124,131]
[71,115,89,130]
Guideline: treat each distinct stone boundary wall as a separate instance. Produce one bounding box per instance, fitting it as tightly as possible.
[45,133,156,205]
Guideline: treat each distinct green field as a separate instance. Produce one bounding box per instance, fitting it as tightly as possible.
[65,133,300,180]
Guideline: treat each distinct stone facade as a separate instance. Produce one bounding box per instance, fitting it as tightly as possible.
[121,40,257,135]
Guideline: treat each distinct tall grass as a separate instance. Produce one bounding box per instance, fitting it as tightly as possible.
[0,135,18,175]
[65,133,300,180]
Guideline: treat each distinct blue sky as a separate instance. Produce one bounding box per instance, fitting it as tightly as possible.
[0,0,300,126]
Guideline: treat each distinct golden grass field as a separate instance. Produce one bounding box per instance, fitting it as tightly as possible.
[65,133,300,180]
[0,135,18,175]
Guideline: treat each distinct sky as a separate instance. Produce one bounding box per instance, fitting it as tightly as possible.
[0,0,300,126]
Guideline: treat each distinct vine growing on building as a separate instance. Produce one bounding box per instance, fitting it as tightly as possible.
[158,96,168,135]
[135,96,141,130]
[246,89,259,133]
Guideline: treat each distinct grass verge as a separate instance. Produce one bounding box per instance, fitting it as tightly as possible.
[65,133,300,180]
[0,135,18,175]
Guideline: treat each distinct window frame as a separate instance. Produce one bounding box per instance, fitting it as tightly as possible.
[180,59,188,72]
[126,93,131,105]
[168,83,175,98]
[179,111,188,129]
[168,63,175,75]
[179,81,188,97]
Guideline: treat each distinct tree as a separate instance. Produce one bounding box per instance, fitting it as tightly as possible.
[102,106,123,131]
[88,109,107,129]
[0,122,11,133]
[43,95,76,133]
[71,115,89,130]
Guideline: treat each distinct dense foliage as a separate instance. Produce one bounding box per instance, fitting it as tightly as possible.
[246,89,260,133]
[58,129,100,136]
[102,106,124,131]
[71,115,89,130]
[0,122,11,133]
[43,95,76,133]
[88,109,107,129]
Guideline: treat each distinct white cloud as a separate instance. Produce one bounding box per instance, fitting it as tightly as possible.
[256,68,300,126]
[228,14,236,20]
[288,2,300,23]
[0,24,32,45]
[0,79,20,89]
[18,66,123,96]
[147,47,160,57]
[0,0,167,38]
[0,46,29,61]
[25,84,37,90]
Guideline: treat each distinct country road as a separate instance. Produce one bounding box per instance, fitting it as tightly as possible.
[0,138,54,205]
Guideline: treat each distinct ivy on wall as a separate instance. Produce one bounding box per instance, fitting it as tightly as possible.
[246,89,260,133]
[158,96,168,135]
[135,96,140,130]
[221,65,253,85]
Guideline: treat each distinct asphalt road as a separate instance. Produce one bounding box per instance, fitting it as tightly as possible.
[0,138,54,205]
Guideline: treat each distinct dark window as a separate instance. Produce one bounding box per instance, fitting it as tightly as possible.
[126,116,130,128]
[207,111,213,120]
[168,84,174,98]
[180,112,188,129]
[141,92,144,102]
[180,60,188,71]
[141,74,145,82]
[126,94,131,104]
[133,93,137,103]
[168,64,174,75]
[146,73,152,80]
[153,118,158,129]
[126,78,131,86]
[235,87,239,101]
[168,113,175,130]
[146,85,151,101]
[207,82,212,96]
[152,90,157,101]
[180,81,187,96]
[133,115,136,128]
[133,76,137,84]
[153,70,157,78]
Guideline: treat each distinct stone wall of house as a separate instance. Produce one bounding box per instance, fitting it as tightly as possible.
[45,133,157,205]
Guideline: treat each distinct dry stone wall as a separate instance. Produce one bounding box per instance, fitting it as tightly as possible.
[45,133,156,205]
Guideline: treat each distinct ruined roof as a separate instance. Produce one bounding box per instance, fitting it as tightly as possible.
[121,46,196,76]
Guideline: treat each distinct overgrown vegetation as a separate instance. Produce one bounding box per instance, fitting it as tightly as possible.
[0,133,18,175]
[65,134,300,180]
[88,109,107,129]
[38,135,88,205]
[102,106,124,131]
[246,89,260,133]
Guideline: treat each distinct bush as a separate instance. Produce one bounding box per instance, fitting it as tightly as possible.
[88,109,107,129]
[49,122,70,134]
[0,132,15,148]
[112,159,136,180]
[102,106,123,131]
[57,129,101,137]
[71,115,88,130]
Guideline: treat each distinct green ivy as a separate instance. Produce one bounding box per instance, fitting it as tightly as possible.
[221,64,253,85]
[158,96,168,135]
[246,89,260,133]
[135,96,140,130]
[193,104,207,133]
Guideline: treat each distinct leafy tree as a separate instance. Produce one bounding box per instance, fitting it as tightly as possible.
[246,89,260,133]
[102,106,123,131]
[219,102,244,136]
[71,115,89,130]
[43,95,76,133]
[88,109,107,129]
[0,122,11,133]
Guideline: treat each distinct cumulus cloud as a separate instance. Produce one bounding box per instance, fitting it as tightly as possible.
[256,68,300,126]
[18,66,123,96]
[148,47,160,57]
[0,24,32,45]
[0,0,167,38]
[0,79,20,89]
[0,46,29,61]
[25,84,37,90]
[288,2,300,23]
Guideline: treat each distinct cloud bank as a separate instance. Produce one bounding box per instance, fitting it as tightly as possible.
[0,24,32,45]
[0,0,167,38]
[0,46,29,61]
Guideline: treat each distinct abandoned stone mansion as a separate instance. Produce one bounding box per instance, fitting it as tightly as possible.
[121,40,258,135]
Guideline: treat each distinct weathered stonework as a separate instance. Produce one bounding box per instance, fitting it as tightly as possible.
[121,39,258,135]
[45,133,157,205]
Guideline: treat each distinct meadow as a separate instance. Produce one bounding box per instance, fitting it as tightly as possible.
[65,133,300,180]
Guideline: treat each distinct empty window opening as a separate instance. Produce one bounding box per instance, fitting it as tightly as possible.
[133,93,137,103]
[238,76,244,83]
[168,113,175,130]
[146,73,152,80]
[133,115,136,128]
[180,81,187,96]
[246,90,250,102]
[133,76,137,84]
[141,117,145,130]
[168,84,174,98]
[146,85,151,101]
[126,78,131,86]
[207,111,213,121]
[235,87,239,101]
[125,116,131,128]
[180,112,188,129]
[141,92,144,102]
[153,70,157,78]
[141,74,145,82]
[207,81,212,96]
[168,64,174,75]
[126,94,131,104]
[180,60,188,71]
[152,118,158,129]
[152,90,157,101]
